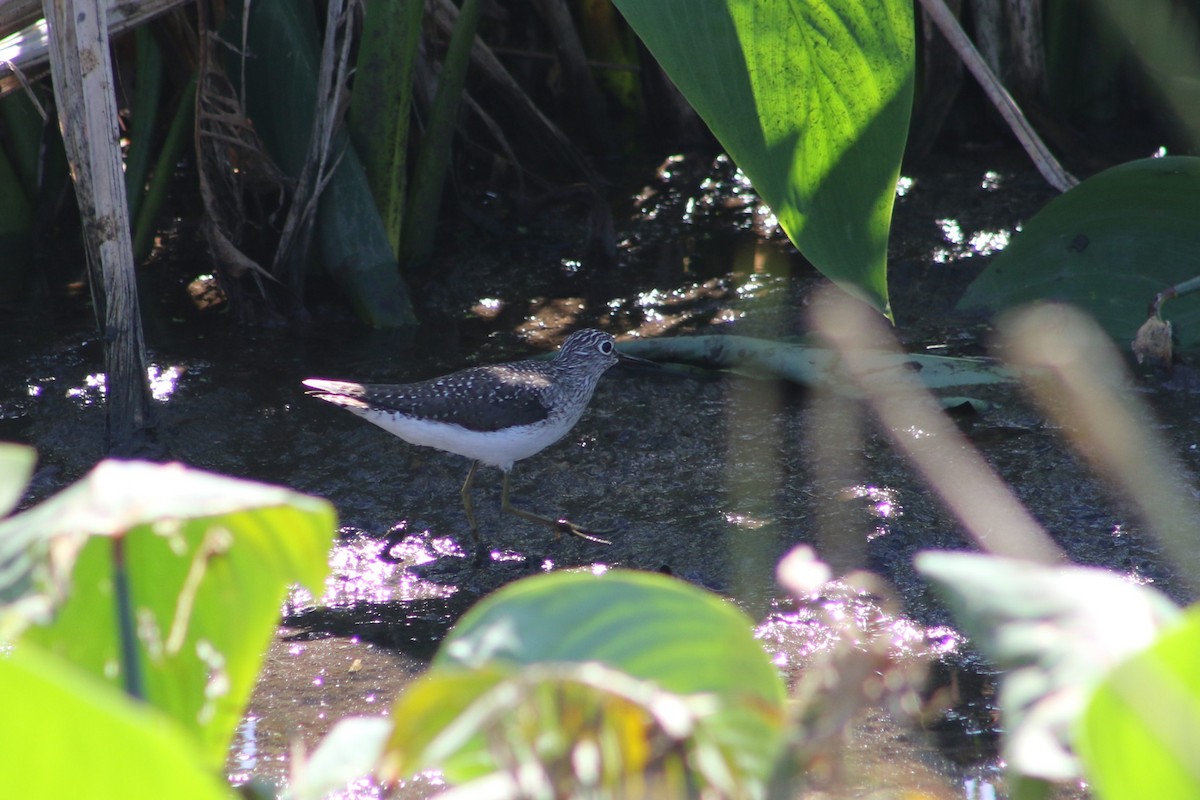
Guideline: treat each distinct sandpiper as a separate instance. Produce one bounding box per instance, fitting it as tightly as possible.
[303,329,652,559]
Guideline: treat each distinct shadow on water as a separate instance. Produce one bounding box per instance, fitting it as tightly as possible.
[5,145,1186,798]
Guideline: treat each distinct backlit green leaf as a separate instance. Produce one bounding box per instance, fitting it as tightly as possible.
[1078,605,1200,799]
[612,0,915,317]
[0,643,233,800]
[8,460,336,769]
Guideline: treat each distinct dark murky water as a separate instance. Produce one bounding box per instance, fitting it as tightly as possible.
[3,144,1192,798]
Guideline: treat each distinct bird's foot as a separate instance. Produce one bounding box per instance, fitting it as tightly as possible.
[554,518,612,545]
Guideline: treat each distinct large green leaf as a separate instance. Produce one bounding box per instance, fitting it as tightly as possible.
[957,157,1200,349]
[383,662,738,795]
[916,551,1180,782]
[5,460,335,769]
[1078,605,1200,799]
[612,0,915,317]
[0,643,233,800]
[432,569,787,783]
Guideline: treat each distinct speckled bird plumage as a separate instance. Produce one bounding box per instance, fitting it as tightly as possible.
[303,329,625,471]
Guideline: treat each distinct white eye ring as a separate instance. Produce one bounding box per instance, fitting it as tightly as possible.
[599,340,614,354]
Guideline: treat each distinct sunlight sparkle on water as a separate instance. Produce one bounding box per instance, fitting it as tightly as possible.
[724,511,771,530]
[969,229,1011,256]
[845,484,902,520]
[932,217,1012,263]
[756,581,966,667]
[896,175,915,196]
[65,373,106,406]
[287,531,460,611]
[148,364,182,401]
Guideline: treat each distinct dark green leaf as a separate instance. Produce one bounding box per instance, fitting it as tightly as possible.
[957,157,1200,349]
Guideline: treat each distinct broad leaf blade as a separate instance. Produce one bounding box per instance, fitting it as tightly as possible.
[10,460,336,769]
[436,569,786,783]
[0,643,233,800]
[612,0,915,316]
[384,662,736,795]
[957,157,1200,349]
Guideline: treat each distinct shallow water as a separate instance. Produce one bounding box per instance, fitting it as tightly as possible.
[2,145,1190,798]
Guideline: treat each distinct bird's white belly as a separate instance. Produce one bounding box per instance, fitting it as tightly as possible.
[351,407,579,471]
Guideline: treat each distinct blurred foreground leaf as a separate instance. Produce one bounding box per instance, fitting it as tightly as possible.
[1078,605,1200,799]
[0,643,233,800]
[957,157,1200,349]
[3,460,336,769]
[381,570,786,794]
[916,551,1180,781]
[0,442,34,519]
[612,0,914,317]
[294,716,392,800]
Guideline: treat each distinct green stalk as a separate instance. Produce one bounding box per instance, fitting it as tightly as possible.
[349,0,424,258]
[125,27,163,225]
[400,0,482,268]
[134,77,195,260]
[112,537,145,701]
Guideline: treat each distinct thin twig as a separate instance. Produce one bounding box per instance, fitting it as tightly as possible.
[919,0,1078,192]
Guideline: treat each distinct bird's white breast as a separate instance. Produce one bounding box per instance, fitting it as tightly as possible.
[348,405,582,471]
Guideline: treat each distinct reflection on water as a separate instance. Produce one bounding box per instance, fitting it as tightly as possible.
[288,530,462,612]
[756,579,965,667]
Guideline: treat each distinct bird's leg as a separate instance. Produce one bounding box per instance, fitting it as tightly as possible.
[460,460,487,565]
[500,469,612,545]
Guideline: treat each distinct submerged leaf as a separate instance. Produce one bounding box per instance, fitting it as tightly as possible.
[618,335,1015,392]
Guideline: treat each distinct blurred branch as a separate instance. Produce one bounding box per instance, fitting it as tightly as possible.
[999,305,1200,594]
[811,289,1064,564]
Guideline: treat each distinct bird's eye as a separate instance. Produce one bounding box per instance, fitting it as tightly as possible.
[599,340,614,354]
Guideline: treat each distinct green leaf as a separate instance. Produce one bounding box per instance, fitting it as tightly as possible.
[434,569,786,783]
[0,643,233,800]
[7,460,335,769]
[228,0,417,326]
[915,551,1180,781]
[383,661,739,796]
[957,157,1200,349]
[612,0,915,317]
[1078,605,1200,799]
[0,442,35,518]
